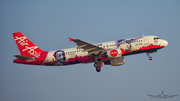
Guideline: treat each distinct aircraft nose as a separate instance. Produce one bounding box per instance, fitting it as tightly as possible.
[163,40,168,47]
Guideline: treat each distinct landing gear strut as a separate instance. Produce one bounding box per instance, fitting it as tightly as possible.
[146,52,152,60]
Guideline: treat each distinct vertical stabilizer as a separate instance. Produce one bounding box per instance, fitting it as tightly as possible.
[162,90,164,95]
[12,32,44,58]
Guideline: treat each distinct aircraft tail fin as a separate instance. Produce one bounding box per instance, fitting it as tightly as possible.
[12,32,44,58]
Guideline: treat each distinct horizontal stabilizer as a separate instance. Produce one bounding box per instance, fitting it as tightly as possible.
[14,55,35,61]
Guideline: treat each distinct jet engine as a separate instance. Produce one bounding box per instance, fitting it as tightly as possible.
[104,57,125,66]
[101,48,125,58]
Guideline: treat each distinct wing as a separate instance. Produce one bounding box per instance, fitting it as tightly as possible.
[69,38,105,55]
[147,94,156,98]
[168,95,177,98]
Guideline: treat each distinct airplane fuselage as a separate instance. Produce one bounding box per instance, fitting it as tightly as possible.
[13,34,168,69]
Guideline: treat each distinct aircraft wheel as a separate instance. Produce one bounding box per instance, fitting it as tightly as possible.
[94,61,102,68]
[149,56,152,60]
[96,67,101,72]
[94,62,99,68]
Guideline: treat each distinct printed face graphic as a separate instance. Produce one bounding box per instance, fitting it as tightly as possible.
[54,50,65,63]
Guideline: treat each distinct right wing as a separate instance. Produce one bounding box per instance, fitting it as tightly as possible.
[168,95,177,98]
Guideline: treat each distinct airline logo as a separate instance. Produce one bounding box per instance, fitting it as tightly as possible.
[13,32,44,58]
[15,36,29,46]
[15,36,40,58]
[110,50,118,57]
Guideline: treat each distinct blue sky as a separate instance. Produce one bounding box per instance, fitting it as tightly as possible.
[0,0,180,101]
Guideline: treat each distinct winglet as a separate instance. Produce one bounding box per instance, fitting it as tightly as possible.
[68,37,74,42]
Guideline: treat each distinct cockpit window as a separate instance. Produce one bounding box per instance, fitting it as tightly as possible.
[154,37,160,40]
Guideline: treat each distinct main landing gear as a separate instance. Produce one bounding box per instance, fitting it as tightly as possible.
[94,55,103,72]
[146,52,152,60]
[94,60,102,72]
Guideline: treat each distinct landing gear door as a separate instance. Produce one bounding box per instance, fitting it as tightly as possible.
[144,36,149,45]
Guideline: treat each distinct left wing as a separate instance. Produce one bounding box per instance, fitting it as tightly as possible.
[69,38,105,55]
[147,94,156,98]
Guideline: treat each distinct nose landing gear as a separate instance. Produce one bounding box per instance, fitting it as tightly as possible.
[146,52,152,60]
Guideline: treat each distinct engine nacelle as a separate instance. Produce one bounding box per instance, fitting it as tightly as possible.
[101,48,125,58]
[104,57,125,66]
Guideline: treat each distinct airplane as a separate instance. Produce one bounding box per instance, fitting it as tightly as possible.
[147,90,177,99]
[13,32,168,72]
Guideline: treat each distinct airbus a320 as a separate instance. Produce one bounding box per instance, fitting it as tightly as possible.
[13,32,168,72]
[148,91,177,99]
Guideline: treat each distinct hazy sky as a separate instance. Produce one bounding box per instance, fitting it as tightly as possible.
[0,0,180,101]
